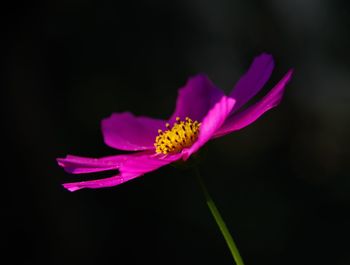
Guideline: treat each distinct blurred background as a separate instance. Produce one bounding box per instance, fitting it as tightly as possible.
[4,1,350,264]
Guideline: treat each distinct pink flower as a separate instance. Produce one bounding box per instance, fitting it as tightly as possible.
[57,53,293,191]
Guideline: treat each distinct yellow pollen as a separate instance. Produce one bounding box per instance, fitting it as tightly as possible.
[154,117,201,154]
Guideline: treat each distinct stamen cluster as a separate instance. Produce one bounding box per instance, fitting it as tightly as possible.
[155,117,201,154]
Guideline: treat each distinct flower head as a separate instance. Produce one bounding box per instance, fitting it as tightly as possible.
[57,53,293,191]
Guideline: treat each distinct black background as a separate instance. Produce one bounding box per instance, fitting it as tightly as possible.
[4,1,350,265]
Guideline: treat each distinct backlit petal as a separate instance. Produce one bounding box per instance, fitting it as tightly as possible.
[214,69,293,137]
[230,53,274,113]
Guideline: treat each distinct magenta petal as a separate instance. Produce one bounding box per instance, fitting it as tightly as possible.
[63,175,125,192]
[214,69,293,137]
[62,152,181,192]
[102,112,166,151]
[57,154,129,174]
[182,95,236,160]
[118,152,182,177]
[230,53,274,113]
[169,74,225,123]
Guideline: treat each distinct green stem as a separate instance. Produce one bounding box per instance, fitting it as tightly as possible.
[194,167,245,265]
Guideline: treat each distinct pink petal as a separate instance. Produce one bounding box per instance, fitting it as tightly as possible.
[230,53,274,113]
[57,154,129,174]
[101,112,166,151]
[182,95,236,160]
[169,74,225,123]
[118,152,182,177]
[61,151,182,192]
[63,175,125,192]
[214,69,293,138]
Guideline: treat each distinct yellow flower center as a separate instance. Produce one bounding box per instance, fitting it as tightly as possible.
[154,117,201,154]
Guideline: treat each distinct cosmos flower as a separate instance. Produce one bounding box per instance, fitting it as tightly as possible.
[57,53,293,191]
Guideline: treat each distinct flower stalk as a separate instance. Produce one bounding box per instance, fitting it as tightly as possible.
[194,166,245,265]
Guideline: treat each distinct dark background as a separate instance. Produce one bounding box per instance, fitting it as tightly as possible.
[4,1,350,265]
